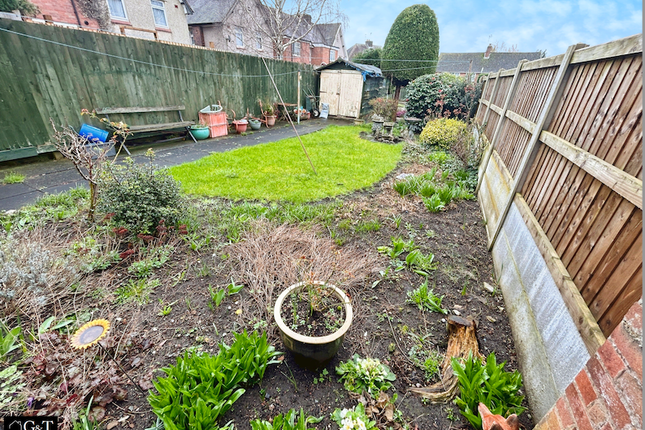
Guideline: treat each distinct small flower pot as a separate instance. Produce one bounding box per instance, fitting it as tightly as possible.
[232,119,248,134]
[249,119,261,130]
[265,115,276,127]
[274,281,353,370]
[190,126,210,140]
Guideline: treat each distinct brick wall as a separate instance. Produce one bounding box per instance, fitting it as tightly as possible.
[29,0,100,28]
[534,300,642,430]
[283,41,311,64]
[311,46,330,66]
[190,25,204,47]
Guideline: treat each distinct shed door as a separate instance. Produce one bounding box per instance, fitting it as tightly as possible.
[319,70,364,118]
[338,71,363,118]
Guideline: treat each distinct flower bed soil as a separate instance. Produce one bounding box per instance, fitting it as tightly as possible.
[282,287,347,337]
[4,162,533,430]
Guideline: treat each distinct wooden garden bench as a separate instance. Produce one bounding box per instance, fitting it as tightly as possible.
[95,105,196,154]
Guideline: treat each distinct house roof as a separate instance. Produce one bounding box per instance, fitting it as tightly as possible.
[315,23,340,46]
[188,0,341,48]
[348,41,381,60]
[186,0,237,25]
[436,51,542,74]
[316,59,382,78]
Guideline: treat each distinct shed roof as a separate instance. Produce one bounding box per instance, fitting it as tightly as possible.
[316,58,382,77]
[436,51,542,74]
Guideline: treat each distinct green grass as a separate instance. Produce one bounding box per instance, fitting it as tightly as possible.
[170,125,402,202]
[2,172,25,184]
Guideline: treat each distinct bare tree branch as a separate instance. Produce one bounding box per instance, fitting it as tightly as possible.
[239,0,345,59]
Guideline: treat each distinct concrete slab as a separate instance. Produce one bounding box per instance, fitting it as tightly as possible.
[0,119,346,211]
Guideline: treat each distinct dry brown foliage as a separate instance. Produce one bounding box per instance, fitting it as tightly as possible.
[0,227,84,325]
[224,221,383,338]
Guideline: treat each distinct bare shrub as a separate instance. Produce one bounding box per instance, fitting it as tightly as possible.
[0,228,82,323]
[224,221,382,338]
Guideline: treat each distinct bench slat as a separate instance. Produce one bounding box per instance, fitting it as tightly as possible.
[96,105,186,114]
[127,121,194,133]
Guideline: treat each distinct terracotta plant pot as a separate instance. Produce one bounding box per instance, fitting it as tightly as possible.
[265,115,276,127]
[232,119,248,133]
[274,281,353,369]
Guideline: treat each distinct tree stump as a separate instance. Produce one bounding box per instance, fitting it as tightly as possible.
[409,315,484,402]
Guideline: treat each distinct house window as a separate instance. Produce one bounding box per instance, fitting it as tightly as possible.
[151,0,167,27]
[329,50,335,62]
[256,32,262,50]
[235,27,244,47]
[107,0,127,19]
[293,42,300,57]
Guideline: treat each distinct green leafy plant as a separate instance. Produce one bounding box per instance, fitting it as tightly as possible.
[377,236,416,259]
[115,278,160,304]
[423,194,445,213]
[127,245,173,278]
[208,280,244,309]
[250,408,322,430]
[406,73,482,121]
[404,249,436,273]
[98,151,184,234]
[381,4,439,88]
[0,364,26,412]
[336,354,396,399]
[369,97,398,121]
[38,314,84,335]
[423,350,443,381]
[356,219,381,232]
[149,331,281,430]
[420,118,468,149]
[0,323,21,361]
[0,0,39,14]
[407,280,447,314]
[452,353,526,430]
[72,395,103,430]
[351,47,381,66]
[158,301,175,316]
[331,403,377,430]
[2,171,25,184]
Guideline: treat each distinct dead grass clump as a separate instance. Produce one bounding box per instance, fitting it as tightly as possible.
[0,227,83,324]
[224,221,382,338]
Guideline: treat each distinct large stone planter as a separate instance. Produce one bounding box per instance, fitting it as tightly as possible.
[274,281,353,369]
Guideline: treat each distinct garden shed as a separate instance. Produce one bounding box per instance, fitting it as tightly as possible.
[316,59,387,118]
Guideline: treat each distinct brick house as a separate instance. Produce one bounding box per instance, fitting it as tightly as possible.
[19,0,193,44]
[187,0,346,65]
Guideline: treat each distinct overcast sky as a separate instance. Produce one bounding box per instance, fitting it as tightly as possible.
[342,0,642,57]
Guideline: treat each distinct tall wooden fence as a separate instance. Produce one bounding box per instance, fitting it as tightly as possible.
[474,34,641,420]
[0,19,316,161]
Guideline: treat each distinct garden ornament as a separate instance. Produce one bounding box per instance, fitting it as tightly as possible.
[478,402,520,430]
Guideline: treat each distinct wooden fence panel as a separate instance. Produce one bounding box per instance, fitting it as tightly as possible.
[476,35,642,338]
[0,20,316,160]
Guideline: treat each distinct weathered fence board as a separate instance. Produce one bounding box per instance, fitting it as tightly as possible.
[477,36,642,339]
[475,35,642,421]
[0,20,316,161]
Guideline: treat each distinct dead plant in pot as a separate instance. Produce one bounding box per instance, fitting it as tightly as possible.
[274,279,352,370]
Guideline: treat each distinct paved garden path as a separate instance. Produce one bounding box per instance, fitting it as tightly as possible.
[0,119,348,211]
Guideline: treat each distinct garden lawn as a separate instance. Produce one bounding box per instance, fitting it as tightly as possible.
[169,125,402,202]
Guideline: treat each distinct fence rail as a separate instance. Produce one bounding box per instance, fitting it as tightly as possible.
[0,20,316,161]
[475,34,642,346]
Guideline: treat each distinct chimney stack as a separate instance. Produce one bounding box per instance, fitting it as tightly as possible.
[484,44,493,59]
[366,39,373,48]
